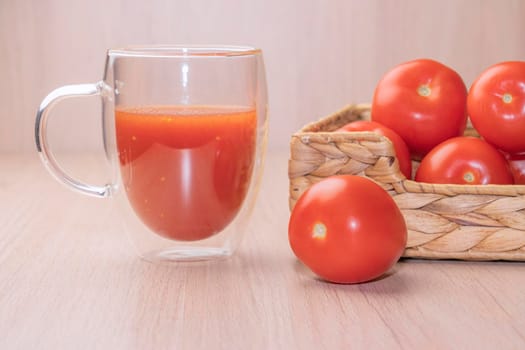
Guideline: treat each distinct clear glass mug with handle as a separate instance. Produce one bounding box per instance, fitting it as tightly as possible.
[35,46,268,262]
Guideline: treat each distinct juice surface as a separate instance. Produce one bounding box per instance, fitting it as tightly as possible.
[115,105,257,241]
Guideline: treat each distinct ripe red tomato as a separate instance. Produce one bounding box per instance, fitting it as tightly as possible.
[337,120,412,179]
[288,175,407,284]
[502,152,525,185]
[415,137,513,185]
[467,61,525,154]
[372,59,468,158]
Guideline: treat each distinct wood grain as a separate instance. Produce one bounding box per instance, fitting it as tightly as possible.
[1,153,524,349]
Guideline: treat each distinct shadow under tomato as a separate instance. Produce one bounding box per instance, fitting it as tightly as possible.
[292,258,412,295]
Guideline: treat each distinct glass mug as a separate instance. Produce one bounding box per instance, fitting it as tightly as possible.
[35,46,268,262]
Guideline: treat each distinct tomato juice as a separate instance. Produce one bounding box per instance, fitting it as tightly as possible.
[115,105,257,241]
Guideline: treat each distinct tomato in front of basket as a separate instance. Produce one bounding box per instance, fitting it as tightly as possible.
[337,120,412,179]
[415,136,513,185]
[288,175,407,284]
[467,61,525,155]
[371,58,468,159]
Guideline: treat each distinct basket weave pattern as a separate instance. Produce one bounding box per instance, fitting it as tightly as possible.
[289,104,525,261]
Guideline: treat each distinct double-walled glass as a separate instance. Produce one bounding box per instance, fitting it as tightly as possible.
[35,46,268,262]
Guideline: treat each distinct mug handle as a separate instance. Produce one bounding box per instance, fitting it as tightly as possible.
[35,82,113,198]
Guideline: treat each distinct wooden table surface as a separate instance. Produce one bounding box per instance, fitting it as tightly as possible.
[1,152,524,349]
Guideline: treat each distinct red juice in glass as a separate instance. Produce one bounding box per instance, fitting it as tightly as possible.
[115,105,257,241]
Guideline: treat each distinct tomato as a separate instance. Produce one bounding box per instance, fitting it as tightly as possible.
[371,59,468,159]
[288,175,407,284]
[415,137,513,185]
[502,152,525,185]
[338,120,412,179]
[467,61,525,154]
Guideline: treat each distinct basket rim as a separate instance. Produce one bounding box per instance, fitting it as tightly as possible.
[290,103,525,196]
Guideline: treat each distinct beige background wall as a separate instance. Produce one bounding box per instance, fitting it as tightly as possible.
[1,0,524,153]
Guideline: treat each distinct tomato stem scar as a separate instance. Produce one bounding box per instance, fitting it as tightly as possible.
[417,85,431,97]
[312,222,327,239]
[502,93,513,104]
[463,172,475,183]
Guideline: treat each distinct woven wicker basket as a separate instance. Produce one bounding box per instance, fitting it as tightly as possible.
[289,104,525,261]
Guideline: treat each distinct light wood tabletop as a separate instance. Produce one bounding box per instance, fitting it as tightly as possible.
[1,152,524,349]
